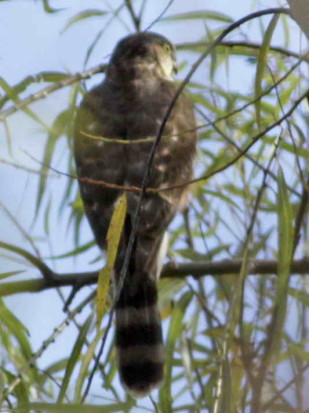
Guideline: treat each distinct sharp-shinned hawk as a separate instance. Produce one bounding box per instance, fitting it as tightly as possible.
[74,32,197,398]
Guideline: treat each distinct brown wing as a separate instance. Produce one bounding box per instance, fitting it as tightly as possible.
[74,82,127,248]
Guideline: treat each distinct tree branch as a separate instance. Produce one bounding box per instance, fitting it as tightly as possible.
[1,258,309,297]
[177,40,309,62]
[0,64,107,122]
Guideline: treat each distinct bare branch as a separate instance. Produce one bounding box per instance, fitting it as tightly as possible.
[0,64,107,122]
[1,258,309,297]
[125,0,141,31]
[177,40,309,62]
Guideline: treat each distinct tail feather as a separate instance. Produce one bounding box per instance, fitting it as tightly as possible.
[115,277,164,398]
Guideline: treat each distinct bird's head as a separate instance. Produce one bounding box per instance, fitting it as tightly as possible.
[108,32,177,81]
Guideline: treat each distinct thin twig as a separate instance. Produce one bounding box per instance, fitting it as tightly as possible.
[0,157,59,176]
[125,0,141,31]
[262,361,309,410]
[145,0,175,31]
[0,291,94,401]
[0,64,107,122]
[177,40,308,62]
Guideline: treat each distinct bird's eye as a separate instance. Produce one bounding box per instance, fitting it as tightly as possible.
[163,43,172,53]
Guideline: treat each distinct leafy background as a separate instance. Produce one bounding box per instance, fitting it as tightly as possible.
[1,0,309,412]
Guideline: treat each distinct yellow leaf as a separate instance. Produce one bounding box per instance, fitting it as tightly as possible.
[160,302,174,320]
[96,194,127,328]
[96,267,111,329]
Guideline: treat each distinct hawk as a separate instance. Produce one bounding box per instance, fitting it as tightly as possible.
[74,32,197,398]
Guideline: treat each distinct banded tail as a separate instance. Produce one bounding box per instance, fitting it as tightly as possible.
[115,276,164,398]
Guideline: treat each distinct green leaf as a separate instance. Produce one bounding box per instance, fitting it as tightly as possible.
[254,14,280,127]
[62,9,108,32]
[159,291,193,412]
[57,314,93,403]
[39,71,71,82]
[48,240,95,259]
[202,188,241,209]
[45,358,68,375]
[0,77,48,128]
[74,329,104,401]
[158,278,186,311]
[0,270,24,280]
[97,194,127,327]
[36,109,72,213]
[0,299,32,362]
[3,369,29,411]
[277,168,293,288]
[162,11,233,23]
[41,0,64,13]
[289,343,309,362]
[264,168,294,360]
[263,135,309,159]
[0,240,52,276]
[289,287,309,306]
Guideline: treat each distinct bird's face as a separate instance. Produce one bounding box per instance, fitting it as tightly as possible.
[109,32,177,80]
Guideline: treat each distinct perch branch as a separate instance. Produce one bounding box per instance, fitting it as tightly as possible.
[1,258,309,297]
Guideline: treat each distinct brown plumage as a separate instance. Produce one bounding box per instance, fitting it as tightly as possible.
[74,32,197,398]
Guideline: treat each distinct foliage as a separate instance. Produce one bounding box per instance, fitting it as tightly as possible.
[1,0,309,412]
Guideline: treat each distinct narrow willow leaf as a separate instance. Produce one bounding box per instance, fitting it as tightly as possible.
[36,109,71,213]
[263,135,309,159]
[74,329,104,401]
[267,168,294,357]
[254,14,280,127]
[0,72,70,112]
[0,241,52,276]
[289,343,309,362]
[161,11,233,23]
[202,188,241,209]
[158,278,186,313]
[3,119,12,153]
[177,42,261,59]
[62,9,108,33]
[0,299,34,383]
[39,71,71,82]
[289,287,309,306]
[57,314,93,403]
[97,194,127,327]
[48,240,95,259]
[45,358,68,375]
[84,28,105,67]
[44,198,52,235]
[277,168,293,290]
[214,248,249,413]
[159,291,193,413]
[42,0,63,13]
[4,369,29,411]
[0,270,23,280]
[215,357,231,413]
[0,77,47,128]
